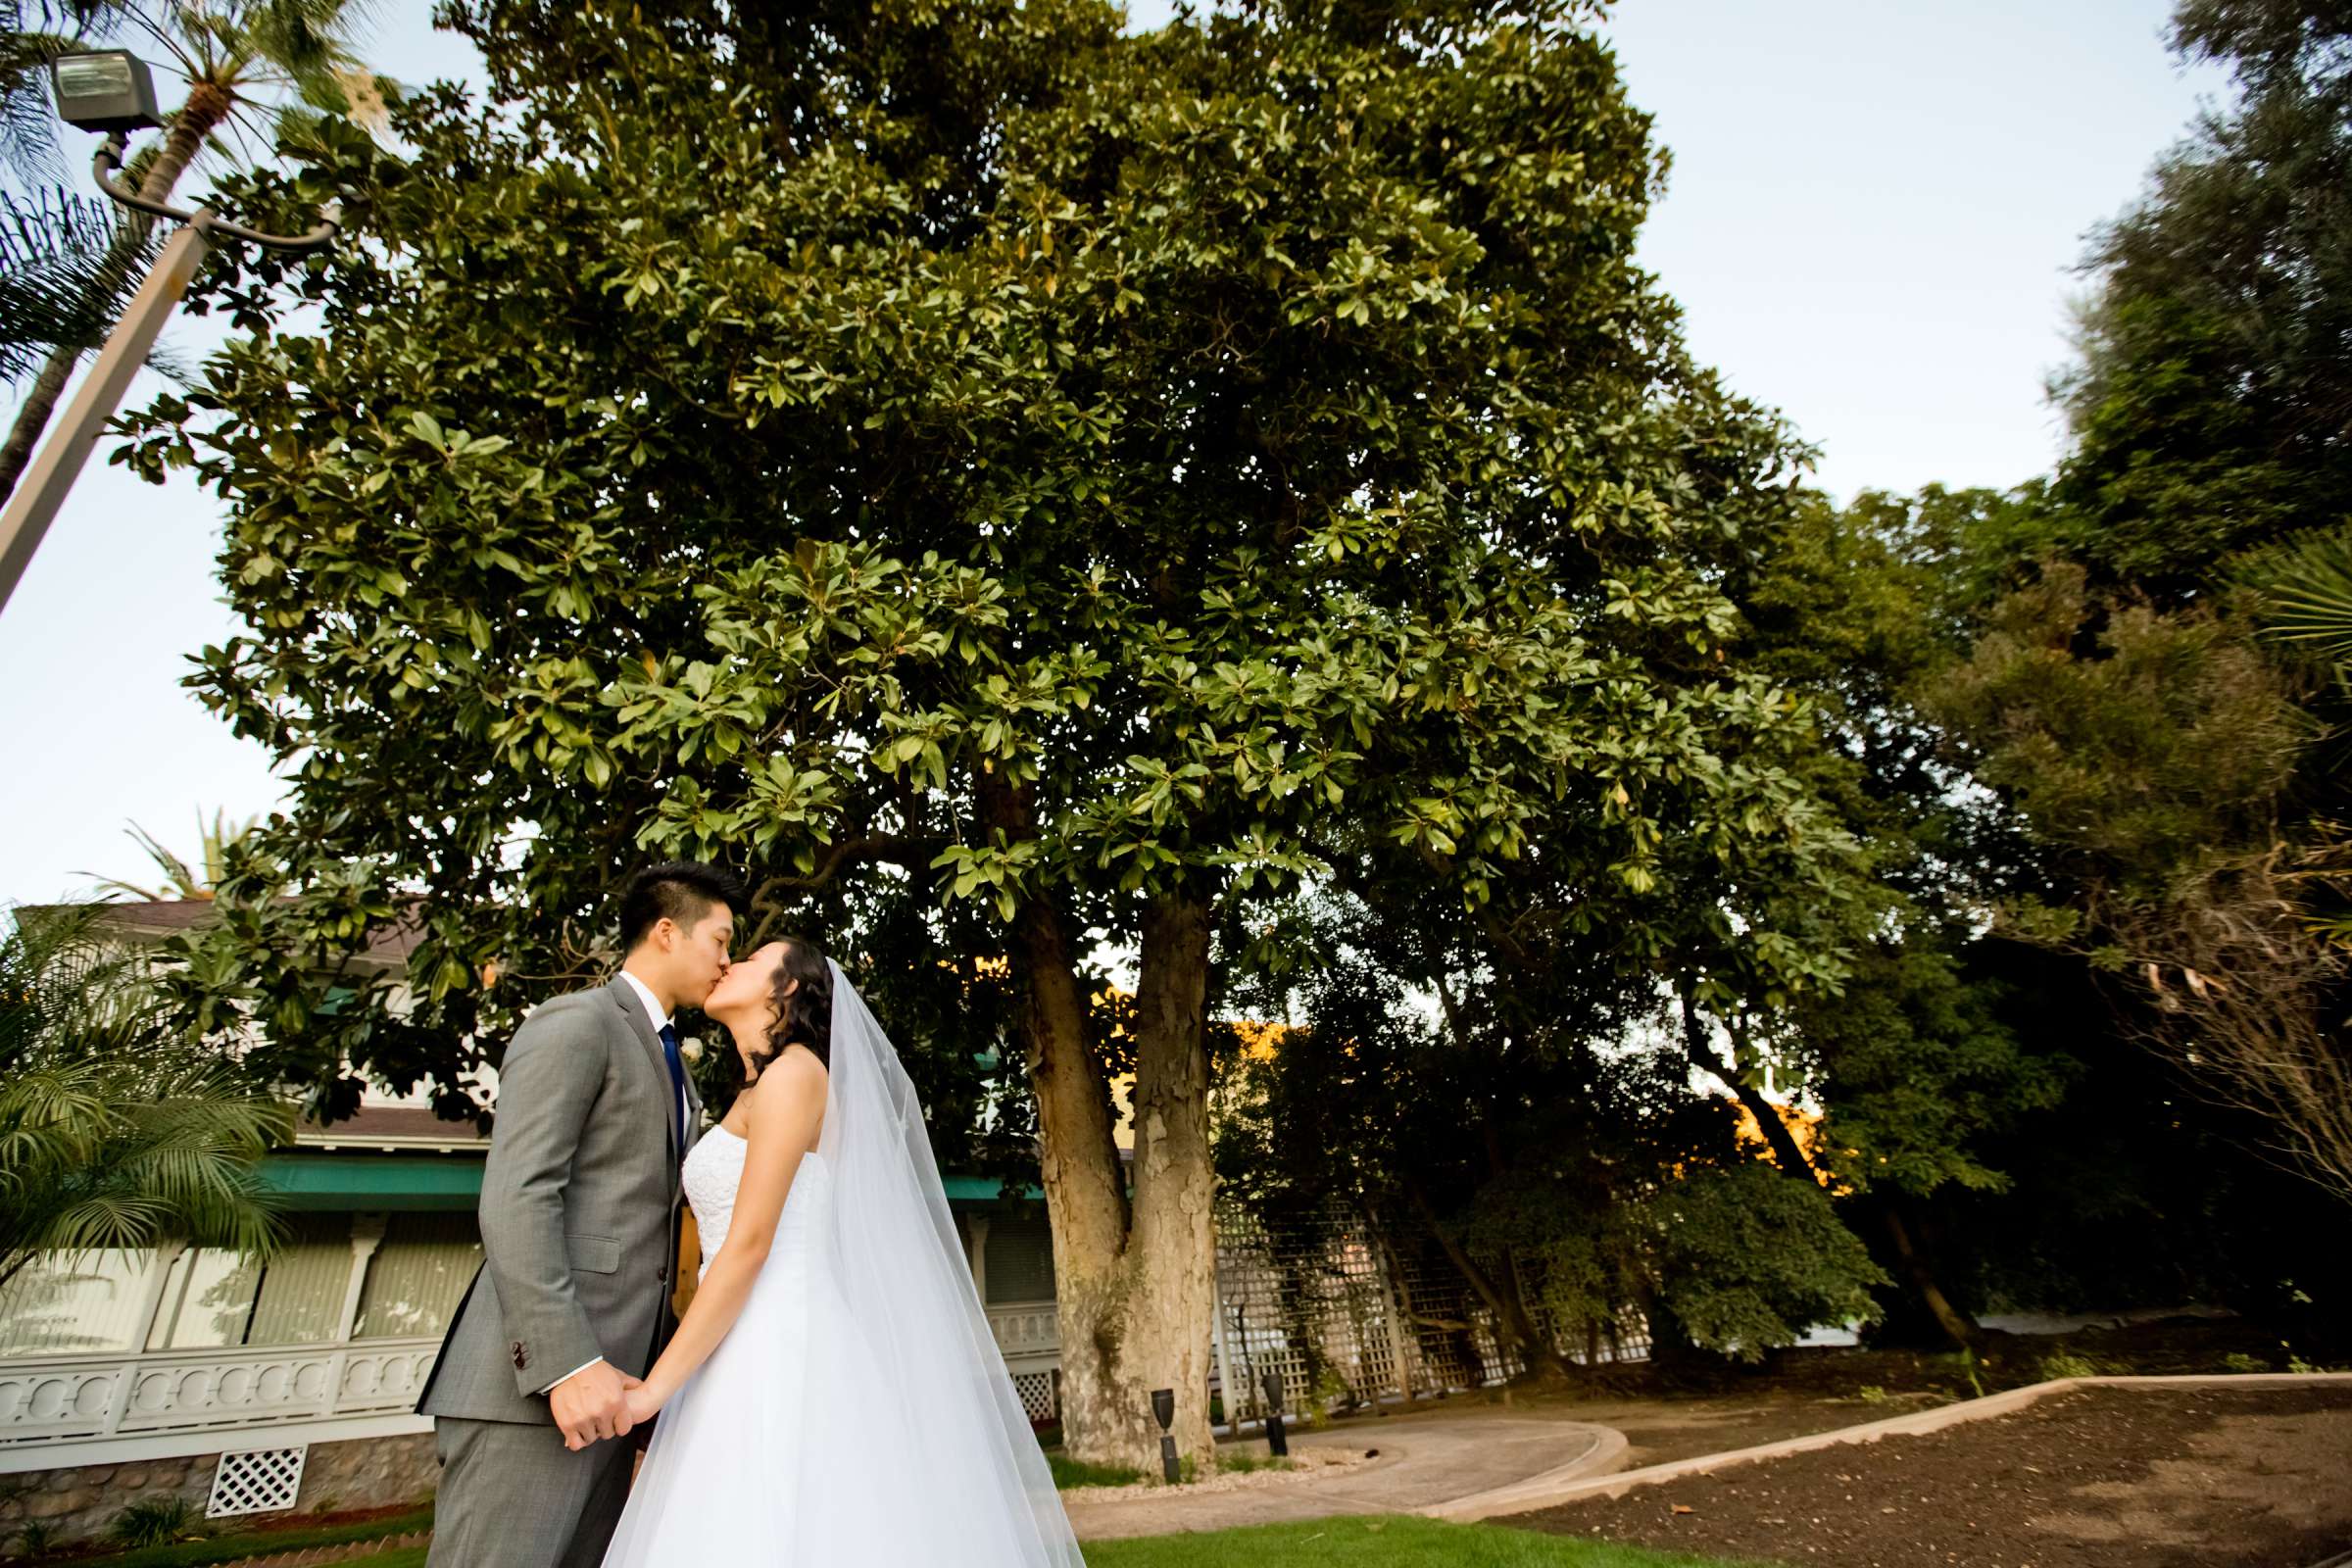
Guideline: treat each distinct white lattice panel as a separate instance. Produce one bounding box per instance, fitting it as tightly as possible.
[1011,1371,1056,1423]
[206,1445,306,1518]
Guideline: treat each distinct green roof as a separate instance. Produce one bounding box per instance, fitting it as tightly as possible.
[942,1174,1046,1202]
[260,1152,1043,1210]
[260,1152,484,1211]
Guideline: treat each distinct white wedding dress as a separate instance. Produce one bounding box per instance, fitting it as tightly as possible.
[601,963,1084,1567]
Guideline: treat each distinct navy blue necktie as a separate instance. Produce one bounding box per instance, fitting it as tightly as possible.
[659,1022,688,1152]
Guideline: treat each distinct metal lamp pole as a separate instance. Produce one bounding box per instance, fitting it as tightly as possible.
[0,50,339,615]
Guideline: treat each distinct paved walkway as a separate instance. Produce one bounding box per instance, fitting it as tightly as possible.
[1063,1409,1625,1540]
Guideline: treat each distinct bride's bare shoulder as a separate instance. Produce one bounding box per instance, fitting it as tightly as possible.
[748,1046,826,1112]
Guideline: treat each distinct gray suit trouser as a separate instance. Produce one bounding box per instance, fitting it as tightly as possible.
[427,1416,635,1568]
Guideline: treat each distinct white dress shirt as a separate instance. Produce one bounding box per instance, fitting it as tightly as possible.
[541,969,680,1396]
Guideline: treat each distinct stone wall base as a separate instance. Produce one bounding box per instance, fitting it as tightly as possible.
[0,1432,436,1552]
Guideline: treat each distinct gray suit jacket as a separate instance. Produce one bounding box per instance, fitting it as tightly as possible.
[417,977,703,1424]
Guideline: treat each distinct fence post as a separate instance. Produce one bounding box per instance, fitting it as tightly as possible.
[1208,1241,1241,1429]
[1366,1207,1419,1405]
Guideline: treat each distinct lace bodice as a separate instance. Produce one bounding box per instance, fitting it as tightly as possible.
[681,1124,828,1280]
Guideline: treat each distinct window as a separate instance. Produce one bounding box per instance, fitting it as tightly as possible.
[243,1216,357,1345]
[142,1216,354,1350]
[0,1250,160,1356]
[983,1211,1056,1304]
[353,1213,482,1340]
[150,1248,262,1349]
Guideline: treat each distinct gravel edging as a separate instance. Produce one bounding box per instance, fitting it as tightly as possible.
[1062,1444,1384,1503]
[1424,1370,2352,1523]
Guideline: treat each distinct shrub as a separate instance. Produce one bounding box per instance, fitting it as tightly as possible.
[2038,1350,2101,1380]
[108,1496,199,1547]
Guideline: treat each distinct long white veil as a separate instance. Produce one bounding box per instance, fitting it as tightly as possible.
[793,960,1087,1566]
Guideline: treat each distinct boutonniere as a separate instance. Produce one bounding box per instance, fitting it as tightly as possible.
[678,1036,705,1064]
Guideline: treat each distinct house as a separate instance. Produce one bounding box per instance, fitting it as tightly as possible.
[0,902,1066,1548]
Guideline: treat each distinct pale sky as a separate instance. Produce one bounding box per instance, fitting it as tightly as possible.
[0,1,2227,906]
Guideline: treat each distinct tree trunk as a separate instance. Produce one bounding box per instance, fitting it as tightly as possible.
[1879,1202,1980,1350]
[0,83,225,505]
[984,768,1221,1468]
[1634,1276,1714,1385]
[1677,987,1821,1181]
[1366,1212,1422,1402]
[1109,889,1219,1461]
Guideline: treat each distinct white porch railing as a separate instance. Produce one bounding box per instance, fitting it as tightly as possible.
[0,1311,1055,1459]
[0,1337,441,1451]
[985,1299,1057,1372]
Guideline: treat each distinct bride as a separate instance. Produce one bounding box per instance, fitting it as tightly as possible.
[600,938,1085,1566]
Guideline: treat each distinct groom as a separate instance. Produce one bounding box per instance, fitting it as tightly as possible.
[417,861,747,1568]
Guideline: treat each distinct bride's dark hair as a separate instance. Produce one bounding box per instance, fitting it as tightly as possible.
[750,936,832,1078]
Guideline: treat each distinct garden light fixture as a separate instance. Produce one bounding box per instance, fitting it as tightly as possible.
[1260,1369,1289,1457]
[1151,1387,1179,1484]
[48,50,162,134]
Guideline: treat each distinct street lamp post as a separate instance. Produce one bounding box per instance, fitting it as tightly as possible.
[0,50,341,615]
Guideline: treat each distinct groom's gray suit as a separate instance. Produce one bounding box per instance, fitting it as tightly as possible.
[417,977,702,1568]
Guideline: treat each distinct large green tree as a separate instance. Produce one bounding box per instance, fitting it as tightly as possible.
[1717,491,2074,1349]
[1921,565,2352,1205]
[1820,0,2352,1260]
[129,0,1858,1465]
[1213,890,1887,1380]
[2047,0,2351,596]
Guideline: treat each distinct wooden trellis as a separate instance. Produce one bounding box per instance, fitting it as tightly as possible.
[1203,1197,1648,1426]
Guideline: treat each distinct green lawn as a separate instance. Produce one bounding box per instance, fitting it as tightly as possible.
[237,1514,1782,1568]
[1079,1516,1769,1567]
[1049,1450,1148,1489]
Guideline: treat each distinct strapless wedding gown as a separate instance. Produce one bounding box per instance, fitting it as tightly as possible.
[601,1128,981,1565]
[607,963,1087,1568]
[602,1133,1062,1560]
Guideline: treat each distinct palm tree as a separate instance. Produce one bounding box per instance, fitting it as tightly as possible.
[2,4,135,181]
[0,0,380,505]
[2,4,163,392]
[2242,527,2352,954]
[84,808,259,901]
[0,903,289,1292]
[2,183,179,386]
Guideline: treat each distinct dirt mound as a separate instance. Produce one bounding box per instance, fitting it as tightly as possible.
[1502,1382,2352,1567]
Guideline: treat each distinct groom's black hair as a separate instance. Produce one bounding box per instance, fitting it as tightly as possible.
[618,861,752,952]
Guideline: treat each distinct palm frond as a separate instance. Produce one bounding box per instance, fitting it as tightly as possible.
[0,23,83,181]
[0,903,289,1275]
[83,813,256,902]
[34,1191,175,1253]
[0,183,169,387]
[2239,524,2352,660]
[243,0,376,81]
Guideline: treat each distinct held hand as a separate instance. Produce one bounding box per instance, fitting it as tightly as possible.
[550,1359,634,1451]
[621,1375,663,1427]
